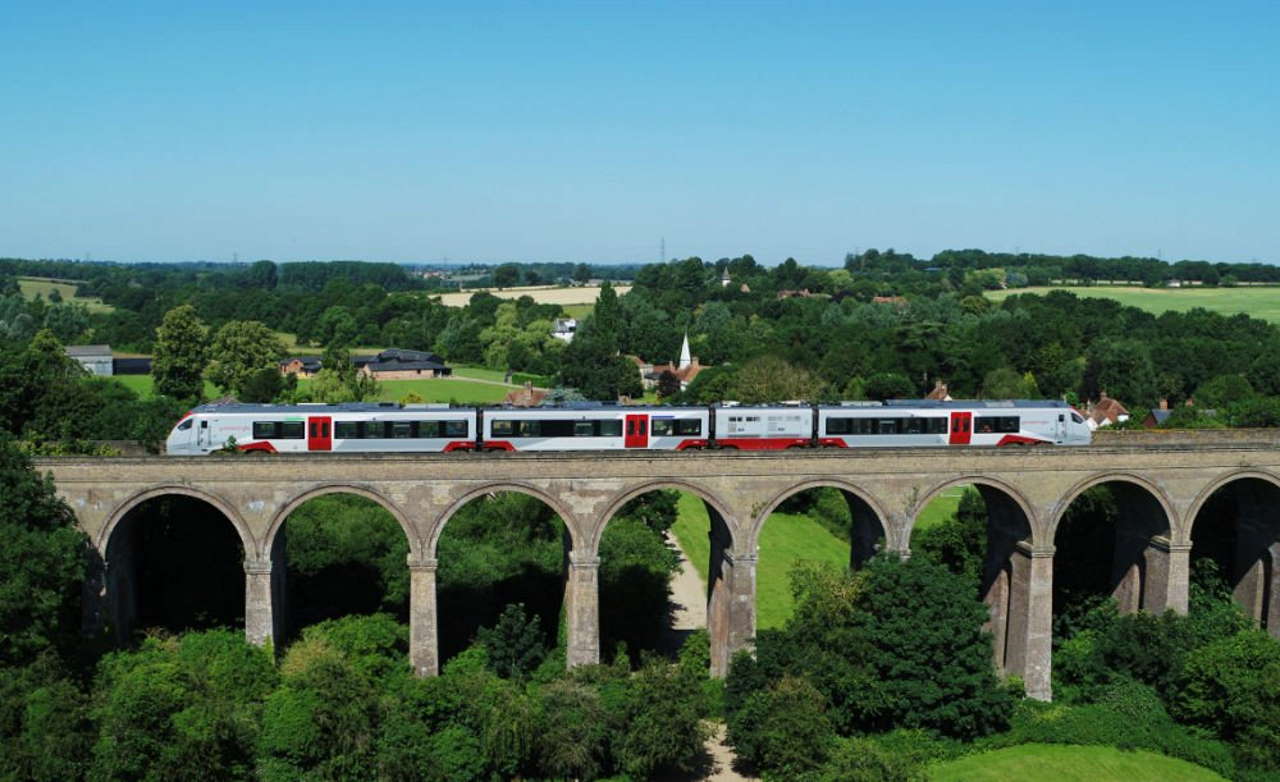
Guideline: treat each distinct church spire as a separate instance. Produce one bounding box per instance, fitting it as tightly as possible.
[679,331,691,370]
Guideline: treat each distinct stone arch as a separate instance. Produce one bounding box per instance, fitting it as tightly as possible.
[1050,471,1178,616]
[1184,470,1280,635]
[426,482,582,560]
[749,479,890,563]
[590,479,739,554]
[266,483,423,562]
[906,475,1040,547]
[1049,472,1177,541]
[1184,470,1280,544]
[99,484,254,558]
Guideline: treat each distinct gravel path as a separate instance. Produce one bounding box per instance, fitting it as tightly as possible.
[659,533,758,782]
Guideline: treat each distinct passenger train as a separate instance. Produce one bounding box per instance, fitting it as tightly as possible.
[165,400,1092,455]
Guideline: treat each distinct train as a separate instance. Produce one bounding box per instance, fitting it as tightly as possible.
[165,399,1092,455]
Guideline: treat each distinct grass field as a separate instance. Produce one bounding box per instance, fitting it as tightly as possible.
[435,284,632,308]
[670,493,851,629]
[272,332,389,355]
[112,373,512,404]
[17,276,114,313]
[561,303,594,319]
[913,487,966,533]
[987,285,1280,324]
[928,744,1225,781]
[451,365,511,383]
[114,374,221,399]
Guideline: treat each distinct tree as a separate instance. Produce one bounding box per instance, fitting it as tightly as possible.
[730,355,826,403]
[0,433,87,665]
[151,305,208,402]
[1083,338,1159,408]
[314,306,358,350]
[1174,630,1280,770]
[573,263,591,283]
[206,321,285,398]
[982,367,1039,399]
[1194,374,1255,409]
[864,372,914,400]
[239,366,287,403]
[477,603,545,679]
[656,370,681,399]
[493,264,521,288]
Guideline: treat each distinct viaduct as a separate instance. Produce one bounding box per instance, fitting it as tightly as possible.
[35,430,1280,702]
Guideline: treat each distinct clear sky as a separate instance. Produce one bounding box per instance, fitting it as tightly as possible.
[2,1,1276,266]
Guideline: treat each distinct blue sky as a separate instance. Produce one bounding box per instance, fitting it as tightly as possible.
[2,1,1276,265]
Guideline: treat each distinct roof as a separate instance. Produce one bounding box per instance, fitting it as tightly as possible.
[65,344,112,356]
[504,386,548,407]
[1089,396,1130,424]
[1147,409,1173,424]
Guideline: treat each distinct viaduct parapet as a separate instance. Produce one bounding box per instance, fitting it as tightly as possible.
[35,430,1280,701]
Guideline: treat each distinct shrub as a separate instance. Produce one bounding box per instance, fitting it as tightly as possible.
[1173,630,1280,771]
[612,660,709,779]
[728,675,834,778]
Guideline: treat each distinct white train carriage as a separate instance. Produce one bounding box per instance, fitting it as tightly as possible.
[166,403,476,455]
[482,406,710,451]
[818,400,1090,447]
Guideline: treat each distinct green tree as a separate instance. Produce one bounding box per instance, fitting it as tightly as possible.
[573,263,592,283]
[315,305,359,350]
[728,675,835,777]
[0,433,87,665]
[982,367,1040,399]
[1174,630,1280,770]
[864,371,915,400]
[493,263,521,288]
[1193,374,1255,409]
[151,304,208,402]
[238,366,288,403]
[1083,338,1159,408]
[656,369,681,398]
[477,603,546,680]
[730,355,827,403]
[207,320,286,398]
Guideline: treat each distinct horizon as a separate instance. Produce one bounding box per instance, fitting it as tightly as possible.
[3,1,1276,265]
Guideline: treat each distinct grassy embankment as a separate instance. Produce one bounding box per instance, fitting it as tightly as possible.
[927,744,1226,781]
[16,276,114,313]
[113,374,512,404]
[669,486,966,629]
[986,285,1280,324]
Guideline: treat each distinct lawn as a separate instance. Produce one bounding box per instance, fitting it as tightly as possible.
[561,303,594,319]
[272,332,388,355]
[17,276,114,313]
[928,744,1225,782]
[112,373,511,404]
[451,365,511,383]
[987,285,1280,324]
[669,492,851,630]
[912,487,966,534]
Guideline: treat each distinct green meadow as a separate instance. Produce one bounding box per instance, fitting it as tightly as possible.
[987,285,1280,324]
[17,276,115,313]
[670,492,851,629]
[111,373,512,405]
[928,744,1226,782]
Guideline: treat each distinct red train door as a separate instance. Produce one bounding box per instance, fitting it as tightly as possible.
[308,417,332,451]
[948,411,971,445]
[624,414,649,448]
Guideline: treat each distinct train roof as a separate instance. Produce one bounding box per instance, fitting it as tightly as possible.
[187,398,1072,415]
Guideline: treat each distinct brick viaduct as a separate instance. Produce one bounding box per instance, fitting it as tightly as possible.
[34,430,1280,702]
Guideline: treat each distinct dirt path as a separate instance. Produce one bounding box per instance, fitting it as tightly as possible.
[661,533,758,782]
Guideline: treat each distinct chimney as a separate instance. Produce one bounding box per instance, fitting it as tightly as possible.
[1159,398,1168,410]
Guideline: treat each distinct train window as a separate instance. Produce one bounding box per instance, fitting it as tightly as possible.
[177,418,193,431]
[415,421,439,438]
[363,422,387,439]
[516,420,543,437]
[600,420,622,436]
[1071,413,1084,424]
[575,421,595,437]
[445,420,468,438]
[652,419,673,436]
[392,422,412,439]
[281,421,305,439]
[335,421,359,439]
[491,420,513,436]
[975,416,1020,434]
[253,421,277,439]
[675,419,701,435]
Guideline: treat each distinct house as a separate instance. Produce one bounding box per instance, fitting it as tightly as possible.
[1143,397,1216,427]
[642,333,707,391]
[776,288,813,300]
[279,356,323,378]
[872,295,908,306]
[1085,392,1130,430]
[358,348,452,379]
[504,381,547,407]
[551,318,577,343]
[925,380,952,401]
[66,344,113,376]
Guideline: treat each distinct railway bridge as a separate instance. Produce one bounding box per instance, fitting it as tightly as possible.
[34,429,1280,701]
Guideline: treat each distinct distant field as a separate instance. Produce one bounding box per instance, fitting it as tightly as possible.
[435,284,631,308]
[928,744,1225,781]
[670,493,851,630]
[987,285,1280,324]
[561,303,594,319]
[17,276,114,313]
[272,332,388,355]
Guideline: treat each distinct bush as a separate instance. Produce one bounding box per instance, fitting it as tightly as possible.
[728,675,834,778]
[612,660,709,779]
[1173,630,1280,771]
